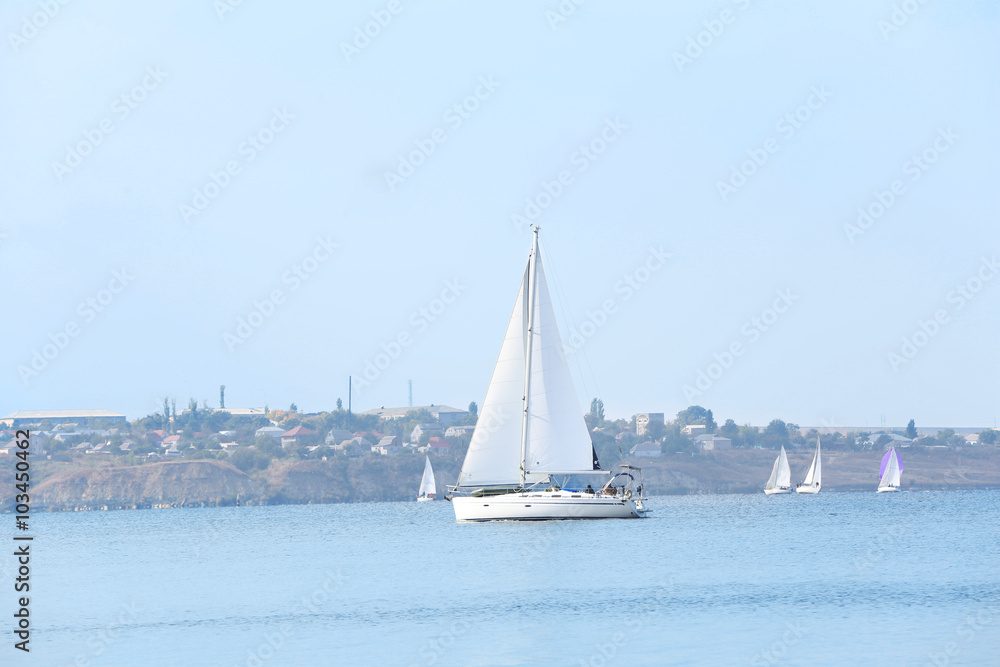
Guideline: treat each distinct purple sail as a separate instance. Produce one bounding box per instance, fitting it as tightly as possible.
[880,449,904,477]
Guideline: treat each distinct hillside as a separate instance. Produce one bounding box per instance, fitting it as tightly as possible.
[5,447,998,512]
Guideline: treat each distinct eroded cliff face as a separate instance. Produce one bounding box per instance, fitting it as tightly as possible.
[30,460,262,509]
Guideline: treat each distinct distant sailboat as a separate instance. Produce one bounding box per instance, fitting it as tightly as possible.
[877,447,903,493]
[447,227,648,521]
[796,437,822,494]
[764,445,792,494]
[417,456,436,501]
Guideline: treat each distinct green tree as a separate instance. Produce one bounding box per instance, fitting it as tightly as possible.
[468,401,478,419]
[719,419,739,440]
[644,419,666,442]
[979,429,998,445]
[905,419,917,439]
[762,419,789,449]
[220,385,226,409]
[336,398,343,410]
[289,403,298,412]
[585,398,606,430]
[676,406,715,430]
[738,424,759,448]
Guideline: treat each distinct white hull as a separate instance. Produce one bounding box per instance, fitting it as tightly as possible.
[417,496,435,502]
[795,485,820,494]
[452,491,647,521]
[764,487,792,495]
[876,486,899,493]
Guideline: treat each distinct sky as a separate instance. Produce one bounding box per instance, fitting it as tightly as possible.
[1,0,997,428]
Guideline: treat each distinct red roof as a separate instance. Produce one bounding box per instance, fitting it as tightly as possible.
[163,435,181,444]
[281,426,315,437]
[429,437,449,448]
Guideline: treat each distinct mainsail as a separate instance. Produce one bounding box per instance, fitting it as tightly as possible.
[802,439,821,486]
[878,448,902,489]
[457,232,594,487]
[775,446,791,488]
[419,456,436,497]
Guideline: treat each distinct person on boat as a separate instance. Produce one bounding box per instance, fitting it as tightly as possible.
[585,484,594,494]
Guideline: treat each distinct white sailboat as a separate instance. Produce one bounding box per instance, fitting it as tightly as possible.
[448,227,648,521]
[764,445,792,494]
[877,447,902,493]
[417,455,436,501]
[796,437,821,494]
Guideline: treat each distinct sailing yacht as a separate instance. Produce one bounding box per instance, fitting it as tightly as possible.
[764,445,792,494]
[447,227,648,521]
[417,455,436,501]
[796,437,821,494]
[877,447,903,493]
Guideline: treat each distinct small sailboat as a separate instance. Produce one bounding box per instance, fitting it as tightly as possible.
[877,447,903,493]
[796,437,821,494]
[447,227,648,521]
[764,445,792,494]
[417,456,436,501]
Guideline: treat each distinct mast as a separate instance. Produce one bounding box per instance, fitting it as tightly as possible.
[519,226,540,487]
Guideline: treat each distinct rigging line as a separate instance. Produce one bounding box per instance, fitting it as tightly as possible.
[537,234,603,409]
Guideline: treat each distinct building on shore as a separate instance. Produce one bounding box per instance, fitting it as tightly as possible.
[360,405,469,426]
[694,434,732,451]
[1,410,127,429]
[635,413,664,436]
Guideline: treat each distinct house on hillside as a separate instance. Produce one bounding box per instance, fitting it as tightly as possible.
[255,426,286,439]
[428,436,450,453]
[162,435,181,449]
[361,405,470,426]
[325,429,354,445]
[630,441,661,457]
[444,425,475,438]
[694,434,731,451]
[411,423,443,443]
[281,425,315,448]
[682,424,707,436]
[373,436,402,456]
[616,430,637,442]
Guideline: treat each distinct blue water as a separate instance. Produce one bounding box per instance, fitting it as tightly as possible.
[23,491,1000,666]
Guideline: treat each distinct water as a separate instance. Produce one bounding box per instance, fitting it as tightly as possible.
[27,491,1000,666]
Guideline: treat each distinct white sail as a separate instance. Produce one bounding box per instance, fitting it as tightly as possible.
[802,438,820,486]
[879,448,901,490]
[418,456,436,497]
[458,266,533,486]
[776,446,791,487]
[765,456,780,489]
[457,235,593,487]
[522,246,594,477]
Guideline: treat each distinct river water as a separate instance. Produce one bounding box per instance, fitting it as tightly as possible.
[27,490,1000,665]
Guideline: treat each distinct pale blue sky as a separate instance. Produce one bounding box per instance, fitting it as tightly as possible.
[2,1,997,427]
